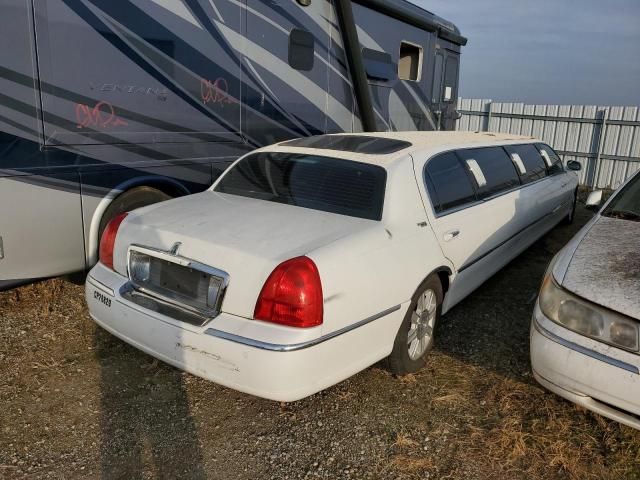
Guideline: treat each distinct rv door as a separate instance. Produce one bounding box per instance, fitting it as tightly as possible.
[432,50,459,130]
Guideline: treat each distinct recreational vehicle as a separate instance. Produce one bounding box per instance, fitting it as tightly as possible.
[0,0,466,288]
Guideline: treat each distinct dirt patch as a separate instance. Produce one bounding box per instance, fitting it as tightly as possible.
[1,203,639,480]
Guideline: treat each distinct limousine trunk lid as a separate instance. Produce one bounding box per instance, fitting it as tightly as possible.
[112,191,377,319]
[561,216,640,319]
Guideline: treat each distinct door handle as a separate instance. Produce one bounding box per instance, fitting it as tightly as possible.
[443,229,460,242]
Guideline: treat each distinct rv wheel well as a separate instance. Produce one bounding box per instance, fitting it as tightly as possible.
[98,185,173,241]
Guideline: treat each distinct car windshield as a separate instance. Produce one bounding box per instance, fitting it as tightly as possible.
[602,173,640,222]
[213,152,387,220]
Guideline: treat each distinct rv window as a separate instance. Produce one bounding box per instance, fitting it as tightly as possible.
[443,56,458,102]
[398,42,422,81]
[362,48,396,81]
[432,53,444,103]
[504,144,548,184]
[289,29,315,71]
[425,152,477,213]
[456,147,520,198]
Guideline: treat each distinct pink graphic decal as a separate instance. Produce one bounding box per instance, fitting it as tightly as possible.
[201,78,234,105]
[75,102,129,129]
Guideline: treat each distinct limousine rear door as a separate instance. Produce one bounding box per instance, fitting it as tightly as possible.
[417,147,524,309]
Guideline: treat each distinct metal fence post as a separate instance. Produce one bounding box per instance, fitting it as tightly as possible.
[486,101,492,132]
[593,108,609,189]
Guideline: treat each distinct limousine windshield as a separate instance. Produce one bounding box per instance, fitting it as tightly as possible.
[214,152,387,221]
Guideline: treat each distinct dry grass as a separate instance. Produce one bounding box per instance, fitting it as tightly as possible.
[393,432,419,449]
[398,373,418,384]
[388,454,434,474]
[457,374,638,480]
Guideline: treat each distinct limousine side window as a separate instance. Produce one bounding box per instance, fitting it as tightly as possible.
[504,144,548,184]
[424,152,477,213]
[536,143,564,175]
[456,147,520,199]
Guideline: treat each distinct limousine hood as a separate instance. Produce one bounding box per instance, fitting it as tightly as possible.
[112,191,377,318]
[560,216,640,319]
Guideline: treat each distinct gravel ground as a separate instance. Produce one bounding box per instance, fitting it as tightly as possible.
[1,202,639,480]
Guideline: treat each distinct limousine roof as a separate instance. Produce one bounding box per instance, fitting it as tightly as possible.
[272,131,539,166]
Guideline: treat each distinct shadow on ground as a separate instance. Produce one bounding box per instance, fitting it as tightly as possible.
[95,328,206,479]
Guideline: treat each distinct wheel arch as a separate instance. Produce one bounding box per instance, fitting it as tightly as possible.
[85,176,190,266]
[411,265,452,302]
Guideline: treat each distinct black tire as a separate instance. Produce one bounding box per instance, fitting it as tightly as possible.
[563,189,578,225]
[98,186,172,242]
[387,274,443,375]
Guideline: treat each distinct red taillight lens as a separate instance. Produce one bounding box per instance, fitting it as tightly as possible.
[99,212,128,270]
[254,256,323,328]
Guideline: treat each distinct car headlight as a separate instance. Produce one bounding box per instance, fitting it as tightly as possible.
[539,274,639,352]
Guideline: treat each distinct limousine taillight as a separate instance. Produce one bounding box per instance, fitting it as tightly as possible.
[99,212,128,270]
[254,256,323,328]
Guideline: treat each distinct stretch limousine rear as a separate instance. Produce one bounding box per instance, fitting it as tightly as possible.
[86,132,581,401]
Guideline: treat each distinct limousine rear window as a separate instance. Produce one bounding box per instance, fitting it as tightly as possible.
[456,147,520,198]
[214,152,386,221]
[425,152,477,213]
[504,144,547,184]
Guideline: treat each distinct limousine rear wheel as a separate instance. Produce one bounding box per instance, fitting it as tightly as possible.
[387,275,443,375]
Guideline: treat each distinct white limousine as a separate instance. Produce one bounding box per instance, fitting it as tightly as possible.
[86,132,580,401]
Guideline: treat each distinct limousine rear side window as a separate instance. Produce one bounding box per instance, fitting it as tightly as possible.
[510,153,527,175]
[464,159,487,187]
[456,147,520,198]
[424,152,477,213]
[504,144,548,184]
[536,143,564,175]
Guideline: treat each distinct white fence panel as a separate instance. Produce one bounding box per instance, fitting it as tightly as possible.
[456,98,640,188]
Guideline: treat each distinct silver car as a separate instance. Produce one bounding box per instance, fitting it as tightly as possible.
[531,170,640,429]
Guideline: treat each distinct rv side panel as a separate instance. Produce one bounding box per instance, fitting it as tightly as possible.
[353,3,440,131]
[0,0,85,282]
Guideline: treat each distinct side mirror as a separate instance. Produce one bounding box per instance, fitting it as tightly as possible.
[566,160,582,171]
[585,190,603,211]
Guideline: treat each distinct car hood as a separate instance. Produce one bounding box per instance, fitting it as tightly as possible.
[113,191,377,318]
[561,216,640,319]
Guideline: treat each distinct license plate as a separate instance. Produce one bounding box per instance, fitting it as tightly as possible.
[128,246,229,321]
[93,288,112,308]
